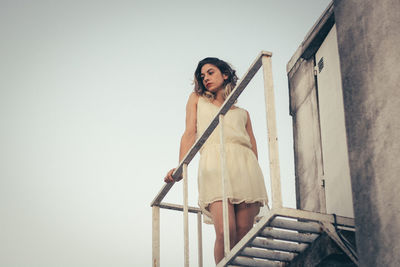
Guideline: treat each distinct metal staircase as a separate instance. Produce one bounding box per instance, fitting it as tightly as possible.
[150,51,357,267]
[216,208,356,266]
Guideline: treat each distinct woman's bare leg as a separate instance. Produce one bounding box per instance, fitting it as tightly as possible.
[208,201,237,264]
[235,202,260,242]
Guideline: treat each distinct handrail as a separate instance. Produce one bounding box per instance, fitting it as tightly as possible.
[151,51,272,207]
[152,51,277,267]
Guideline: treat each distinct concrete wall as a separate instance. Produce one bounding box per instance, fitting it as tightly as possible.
[333,0,400,266]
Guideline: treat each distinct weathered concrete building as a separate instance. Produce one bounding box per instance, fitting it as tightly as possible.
[287,3,356,266]
[287,3,354,219]
[287,0,400,266]
[334,0,400,266]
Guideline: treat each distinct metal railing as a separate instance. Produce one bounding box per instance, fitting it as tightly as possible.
[150,51,280,267]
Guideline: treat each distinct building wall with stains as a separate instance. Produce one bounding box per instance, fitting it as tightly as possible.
[287,3,354,217]
[333,0,400,265]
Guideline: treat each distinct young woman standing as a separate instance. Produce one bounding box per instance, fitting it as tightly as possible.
[164,57,268,264]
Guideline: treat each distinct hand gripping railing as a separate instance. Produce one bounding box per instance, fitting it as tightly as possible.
[150,51,281,267]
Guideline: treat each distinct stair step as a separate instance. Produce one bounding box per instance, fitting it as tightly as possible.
[240,247,296,262]
[232,256,285,267]
[260,227,319,243]
[251,237,308,253]
[270,217,322,234]
[217,209,356,267]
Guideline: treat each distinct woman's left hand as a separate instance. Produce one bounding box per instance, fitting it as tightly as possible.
[164,168,179,183]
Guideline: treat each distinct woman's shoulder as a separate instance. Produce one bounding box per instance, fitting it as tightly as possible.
[188,91,199,100]
[235,105,250,120]
[189,92,212,105]
[240,107,249,114]
[233,104,247,112]
[186,92,200,108]
[242,108,250,116]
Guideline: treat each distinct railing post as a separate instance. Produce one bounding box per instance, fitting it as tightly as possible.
[261,54,283,209]
[197,212,203,267]
[219,114,230,255]
[183,163,189,267]
[152,206,160,267]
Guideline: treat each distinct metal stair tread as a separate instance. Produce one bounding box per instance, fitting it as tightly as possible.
[217,209,356,267]
[240,247,296,262]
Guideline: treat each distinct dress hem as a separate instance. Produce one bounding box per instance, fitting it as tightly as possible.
[198,197,268,224]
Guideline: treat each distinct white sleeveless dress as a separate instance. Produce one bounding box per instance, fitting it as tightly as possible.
[197,96,268,224]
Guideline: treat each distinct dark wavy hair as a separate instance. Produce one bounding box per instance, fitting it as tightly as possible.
[194,57,238,100]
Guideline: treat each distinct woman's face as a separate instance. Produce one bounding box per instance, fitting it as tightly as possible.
[200,63,228,93]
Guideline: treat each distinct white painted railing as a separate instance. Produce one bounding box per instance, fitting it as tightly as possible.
[150,51,279,267]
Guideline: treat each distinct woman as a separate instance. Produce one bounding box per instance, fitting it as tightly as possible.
[164,57,268,264]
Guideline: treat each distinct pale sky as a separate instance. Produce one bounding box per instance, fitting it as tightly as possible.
[0,1,331,266]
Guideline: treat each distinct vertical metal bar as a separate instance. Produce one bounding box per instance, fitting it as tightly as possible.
[219,114,230,255]
[152,206,160,267]
[261,55,283,209]
[183,163,189,267]
[197,212,203,267]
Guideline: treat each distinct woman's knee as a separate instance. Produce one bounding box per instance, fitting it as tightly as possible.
[216,224,236,239]
[210,201,237,240]
[236,219,252,233]
[235,202,260,236]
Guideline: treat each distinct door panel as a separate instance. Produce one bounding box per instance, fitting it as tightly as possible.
[315,25,354,217]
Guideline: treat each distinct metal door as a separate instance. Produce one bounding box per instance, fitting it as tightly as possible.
[315,24,354,217]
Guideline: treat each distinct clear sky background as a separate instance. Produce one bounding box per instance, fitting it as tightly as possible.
[0,0,331,266]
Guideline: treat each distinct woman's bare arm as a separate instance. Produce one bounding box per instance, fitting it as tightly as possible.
[179,92,198,162]
[165,92,198,183]
[245,110,258,160]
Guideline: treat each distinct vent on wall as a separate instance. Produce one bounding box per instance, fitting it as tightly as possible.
[318,57,324,73]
